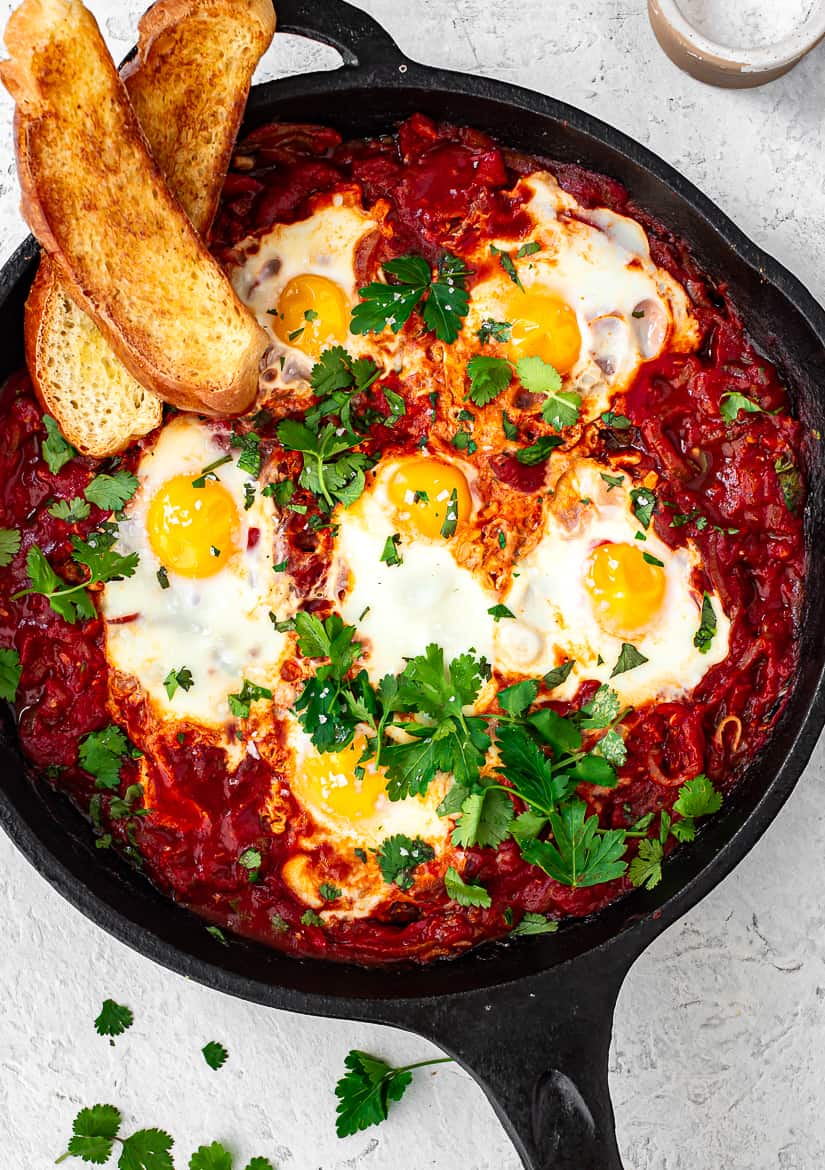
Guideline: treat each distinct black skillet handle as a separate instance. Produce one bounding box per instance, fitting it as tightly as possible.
[413,946,630,1170]
[272,0,408,69]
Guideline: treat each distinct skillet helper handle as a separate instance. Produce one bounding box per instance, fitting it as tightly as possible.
[418,950,628,1170]
[271,0,407,68]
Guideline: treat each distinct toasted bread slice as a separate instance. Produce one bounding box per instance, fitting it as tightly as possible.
[1,0,269,419]
[21,0,275,457]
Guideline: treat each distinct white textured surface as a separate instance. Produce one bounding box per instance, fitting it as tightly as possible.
[1,2,825,1167]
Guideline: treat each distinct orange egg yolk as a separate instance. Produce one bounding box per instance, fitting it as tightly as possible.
[584,541,666,637]
[505,289,582,374]
[296,736,389,826]
[272,274,349,357]
[385,457,472,540]
[147,474,240,578]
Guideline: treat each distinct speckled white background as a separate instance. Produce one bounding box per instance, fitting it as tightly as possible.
[1,2,825,1167]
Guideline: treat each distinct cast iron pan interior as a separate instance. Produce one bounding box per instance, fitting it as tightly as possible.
[2,2,825,1166]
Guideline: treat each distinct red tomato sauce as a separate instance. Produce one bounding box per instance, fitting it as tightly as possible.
[0,115,806,964]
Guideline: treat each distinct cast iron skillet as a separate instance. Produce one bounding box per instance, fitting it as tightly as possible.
[2,2,825,1166]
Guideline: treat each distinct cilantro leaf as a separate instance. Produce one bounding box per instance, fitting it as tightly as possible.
[775,454,802,513]
[79,724,129,789]
[477,318,512,344]
[693,592,717,654]
[600,411,631,429]
[467,355,513,406]
[521,801,628,888]
[228,679,272,719]
[628,837,663,890]
[42,415,77,474]
[720,391,765,423]
[49,498,92,522]
[594,728,627,767]
[301,909,325,927]
[490,244,524,291]
[234,432,262,478]
[189,1143,231,1170]
[511,911,558,936]
[422,254,471,344]
[94,999,134,1041]
[517,241,541,258]
[244,1160,274,1170]
[611,642,648,678]
[238,848,262,877]
[380,533,403,566]
[543,659,575,689]
[202,1041,229,1071]
[310,345,356,395]
[600,472,624,492]
[61,1104,122,1164]
[377,834,435,890]
[440,488,459,538]
[0,527,21,564]
[578,684,621,729]
[0,647,22,702]
[335,1051,414,1138]
[674,773,722,819]
[277,418,369,511]
[444,865,491,907]
[118,1127,174,1170]
[497,678,539,717]
[629,486,656,529]
[501,410,518,440]
[451,787,513,849]
[495,723,564,816]
[515,434,563,465]
[84,472,139,511]
[319,882,342,902]
[488,603,515,622]
[163,667,194,700]
[516,357,579,430]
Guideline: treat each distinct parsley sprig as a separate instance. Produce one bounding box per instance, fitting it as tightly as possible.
[351,253,471,343]
[335,1050,452,1138]
[13,526,138,624]
[55,1105,173,1169]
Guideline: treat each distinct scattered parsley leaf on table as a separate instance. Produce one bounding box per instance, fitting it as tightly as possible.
[56,1104,122,1164]
[201,1041,229,1071]
[335,1050,451,1138]
[0,647,22,702]
[189,1144,231,1170]
[118,1127,174,1170]
[95,999,134,1043]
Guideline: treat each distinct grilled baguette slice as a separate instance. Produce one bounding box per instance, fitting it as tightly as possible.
[1,0,269,421]
[23,0,275,457]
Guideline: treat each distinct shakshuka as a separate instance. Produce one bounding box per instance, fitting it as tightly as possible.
[0,115,806,964]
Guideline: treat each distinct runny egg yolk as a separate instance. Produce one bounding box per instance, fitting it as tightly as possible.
[505,289,582,374]
[147,474,240,578]
[295,736,388,828]
[584,541,666,637]
[271,274,349,356]
[386,457,472,540]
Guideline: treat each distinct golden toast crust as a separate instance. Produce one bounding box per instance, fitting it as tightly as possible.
[2,0,269,416]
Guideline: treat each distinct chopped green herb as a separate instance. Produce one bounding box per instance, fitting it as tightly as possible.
[351,253,470,343]
[630,486,656,529]
[693,592,717,654]
[94,999,134,1043]
[440,488,459,538]
[490,244,524,291]
[477,318,513,344]
[163,666,194,700]
[48,498,91,522]
[466,354,513,406]
[444,865,491,908]
[642,551,664,567]
[0,647,22,702]
[600,411,631,429]
[84,471,138,511]
[611,642,648,678]
[516,434,563,465]
[202,1041,229,1071]
[516,241,541,258]
[42,415,76,474]
[301,909,325,927]
[511,912,559,936]
[720,391,766,423]
[377,834,435,890]
[488,604,516,622]
[156,566,170,589]
[228,679,273,719]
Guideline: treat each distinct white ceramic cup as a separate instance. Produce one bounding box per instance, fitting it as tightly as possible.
[648,0,825,87]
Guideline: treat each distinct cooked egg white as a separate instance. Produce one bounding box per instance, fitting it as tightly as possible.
[494,460,731,705]
[102,415,294,725]
[463,172,699,419]
[229,191,383,388]
[329,452,497,680]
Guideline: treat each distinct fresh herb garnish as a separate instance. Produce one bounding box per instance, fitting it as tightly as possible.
[466,355,513,406]
[163,666,194,700]
[351,253,470,343]
[515,434,563,465]
[520,800,629,888]
[511,911,559,936]
[192,454,232,488]
[642,551,664,567]
[301,909,325,927]
[94,999,134,1043]
[487,604,515,622]
[335,1050,451,1138]
[277,417,372,511]
[440,488,459,538]
[228,679,273,719]
[720,391,766,423]
[319,882,342,902]
[775,454,802,513]
[600,411,631,429]
[48,498,91,522]
[600,472,624,492]
[444,865,491,907]
[672,772,722,841]
[55,1105,173,1168]
[13,535,138,624]
[629,486,656,529]
[693,592,717,654]
[517,240,541,258]
[202,1041,229,1071]
[84,471,138,511]
[78,724,131,789]
[380,533,403,566]
[543,659,575,689]
[490,244,525,291]
[377,834,435,890]
[611,642,648,678]
[477,318,513,344]
[516,356,580,430]
[42,415,76,474]
[0,647,22,702]
[232,430,262,478]
[501,410,518,440]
